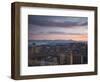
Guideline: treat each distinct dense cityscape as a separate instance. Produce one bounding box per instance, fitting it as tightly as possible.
[28,40,88,66]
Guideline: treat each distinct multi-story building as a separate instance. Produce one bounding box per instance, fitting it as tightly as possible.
[28,42,88,66]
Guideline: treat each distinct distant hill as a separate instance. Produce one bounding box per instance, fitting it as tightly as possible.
[28,40,87,47]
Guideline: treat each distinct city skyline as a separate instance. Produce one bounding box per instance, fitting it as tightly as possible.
[28,15,88,41]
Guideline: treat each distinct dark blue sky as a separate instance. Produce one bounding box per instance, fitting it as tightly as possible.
[28,15,88,28]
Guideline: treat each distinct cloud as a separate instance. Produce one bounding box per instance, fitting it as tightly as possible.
[28,24,87,35]
[28,15,88,41]
[28,15,88,28]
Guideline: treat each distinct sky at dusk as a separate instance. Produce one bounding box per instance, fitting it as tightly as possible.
[28,15,88,41]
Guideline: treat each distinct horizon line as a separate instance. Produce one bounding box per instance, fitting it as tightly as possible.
[28,39,88,41]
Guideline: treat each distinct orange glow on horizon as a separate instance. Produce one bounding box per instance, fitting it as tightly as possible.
[29,34,87,41]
